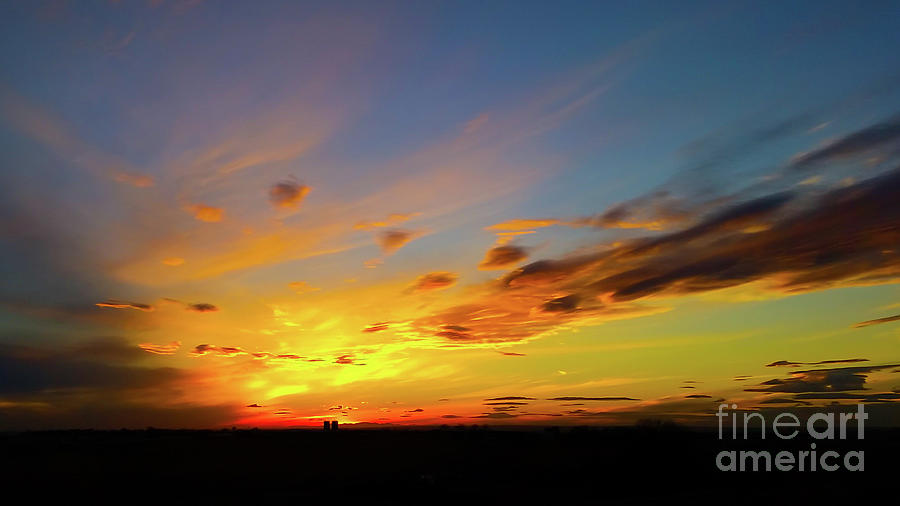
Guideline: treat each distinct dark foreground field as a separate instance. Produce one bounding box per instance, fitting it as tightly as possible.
[1,425,895,504]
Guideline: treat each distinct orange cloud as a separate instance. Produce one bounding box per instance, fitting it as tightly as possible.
[362,322,391,333]
[288,281,320,294]
[486,192,699,234]
[376,228,423,254]
[479,245,528,270]
[138,341,182,355]
[95,300,154,312]
[411,272,458,292]
[191,344,309,361]
[486,219,560,231]
[187,204,225,222]
[269,179,310,209]
[354,212,421,230]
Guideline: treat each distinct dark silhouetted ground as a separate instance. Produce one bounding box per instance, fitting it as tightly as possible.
[0,425,894,504]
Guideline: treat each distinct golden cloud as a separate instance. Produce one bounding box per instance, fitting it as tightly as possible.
[187,204,225,223]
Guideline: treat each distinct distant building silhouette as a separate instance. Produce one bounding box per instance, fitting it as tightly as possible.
[323,420,330,431]
[331,420,339,431]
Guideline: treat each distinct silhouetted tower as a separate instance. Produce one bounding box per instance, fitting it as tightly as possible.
[331,420,339,431]
[323,420,330,431]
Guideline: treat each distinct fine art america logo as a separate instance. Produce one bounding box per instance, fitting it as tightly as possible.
[715,403,867,472]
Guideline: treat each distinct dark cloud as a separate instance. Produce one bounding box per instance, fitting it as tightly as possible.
[246,403,263,408]
[488,192,698,233]
[478,245,528,270]
[746,364,900,394]
[793,392,900,401]
[443,325,470,332]
[376,228,422,254]
[0,341,187,410]
[362,322,390,333]
[684,394,712,399]
[570,190,694,231]
[484,396,535,401]
[186,302,218,313]
[484,402,529,406]
[548,396,639,401]
[854,314,900,328]
[334,355,356,365]
[411,271,458,292]
[192,344,243,356]
[496,350,526,356]
[508,167,900,302]
[758,398,810,405]
[268,178,310,209]
[434,328,475,340]
[540,294,580,313]
[623,191,794,255]
[191,344,310,361]
[441,414,461,419]
[389,127,900,347]
[791,114,900,169]
[472,412,518,419]
[766,358,869,367]
[95,298,219,314]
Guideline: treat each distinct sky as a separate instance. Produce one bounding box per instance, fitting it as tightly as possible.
[1,0,900,430]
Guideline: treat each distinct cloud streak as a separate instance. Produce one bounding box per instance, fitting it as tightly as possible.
[791,114,900,169]
[854,314,900,328]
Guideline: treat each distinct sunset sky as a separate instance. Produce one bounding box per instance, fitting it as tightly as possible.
[1,0,900,430]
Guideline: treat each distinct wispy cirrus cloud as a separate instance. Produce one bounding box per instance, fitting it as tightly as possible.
[0,88,155,188]
[354,213,421,230]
